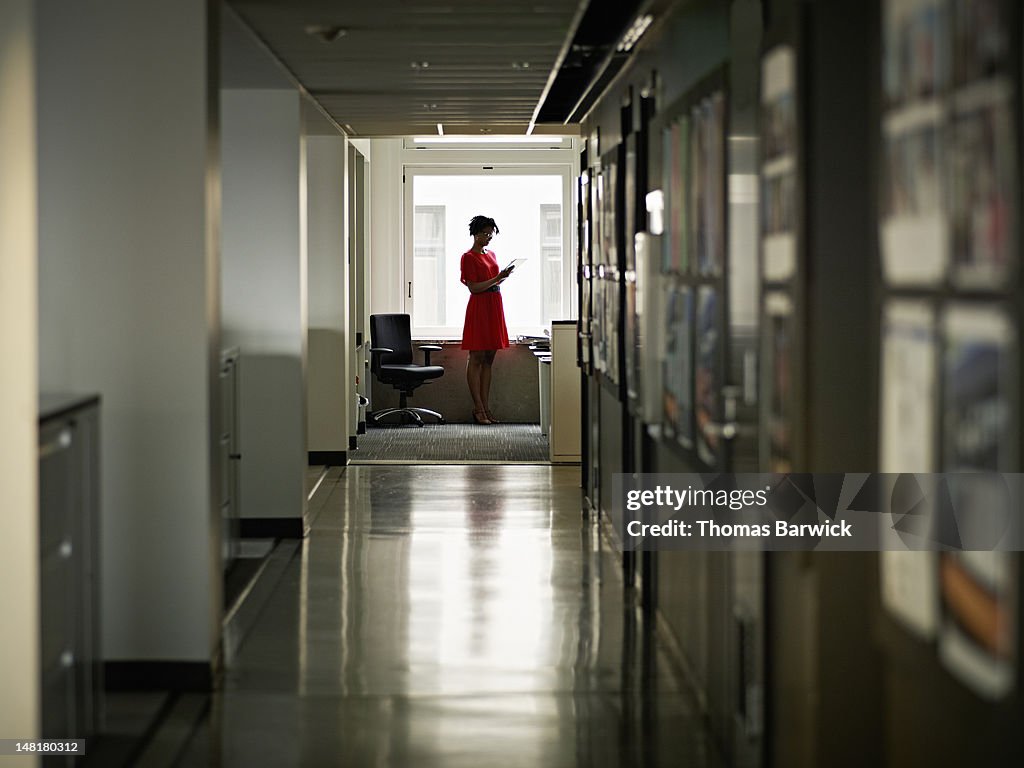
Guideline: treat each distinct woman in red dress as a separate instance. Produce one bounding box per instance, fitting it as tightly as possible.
[460,215,515,424]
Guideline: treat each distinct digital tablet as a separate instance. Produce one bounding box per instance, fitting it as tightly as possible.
[503,258,526,272]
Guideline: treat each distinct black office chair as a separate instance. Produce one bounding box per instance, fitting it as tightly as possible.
[368,314,445,427]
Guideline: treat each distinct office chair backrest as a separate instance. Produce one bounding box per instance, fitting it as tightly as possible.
[369,314,414,370]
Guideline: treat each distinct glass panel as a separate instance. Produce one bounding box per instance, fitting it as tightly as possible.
[413,206,446,327]
[539,204,563,322]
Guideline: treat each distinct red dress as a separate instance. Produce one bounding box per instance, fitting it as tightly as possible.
[460,248,510,350]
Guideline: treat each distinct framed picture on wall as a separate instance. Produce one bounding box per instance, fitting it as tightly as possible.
[592,276,606,375]
[635,231,663,426]
[878,300,941,639]
[952,0,1012,87]
[691,93,727,277]
[880,109,949,285]
[761,45,798,282]
[625,279,639,405]
[663,285,693,447]
[604,276,621,387]
[881,551,941,641]
[624,135,637,273]
[651,69,729,460]
[882,0,950,110]
[937,304,1017,698]
[938,550,1017,699]
[707,92,727,277]
[578,167,592,371]
[880,0,951,286]
[763,292,795,472]
[591,165,604,268]
[624,133,640,410]
[695,286,722,466]
[601,151,619,270]
[949,81,1016,288]
[663,117,690,274]
[880,300,938,471]
[581,273,592,369]
[941,304,1015,472]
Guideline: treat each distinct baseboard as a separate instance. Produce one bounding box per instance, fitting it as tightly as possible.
[105,661,213,692]
[308,450,347,466]
[222,540,299,667]
[239,517,306,539]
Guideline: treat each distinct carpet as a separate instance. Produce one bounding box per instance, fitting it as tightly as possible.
[351,422,550,464]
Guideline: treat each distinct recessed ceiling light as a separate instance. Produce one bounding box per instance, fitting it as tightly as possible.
[617,14,654,52]
[410,61,430,69]
[511,61,531,70]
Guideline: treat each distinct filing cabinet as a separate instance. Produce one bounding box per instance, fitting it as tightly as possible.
[38,394,102,749]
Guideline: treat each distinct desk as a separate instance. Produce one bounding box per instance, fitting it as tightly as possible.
[538,356,551,435]
[549,321,581,462]
[528,342,552,436]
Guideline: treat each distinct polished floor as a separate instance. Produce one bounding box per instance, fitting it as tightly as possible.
[171,465,724,767]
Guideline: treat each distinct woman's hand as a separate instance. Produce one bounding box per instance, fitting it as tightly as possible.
[497,265,515,281]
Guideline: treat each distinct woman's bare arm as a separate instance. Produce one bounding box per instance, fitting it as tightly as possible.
[466,265,514,294]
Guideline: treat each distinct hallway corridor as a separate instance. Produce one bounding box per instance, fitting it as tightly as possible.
[175,465,724,767]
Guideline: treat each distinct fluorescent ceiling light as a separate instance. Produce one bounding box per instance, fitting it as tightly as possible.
[436,122,444,136]
[617,14,654,52]
[411,135,563,144]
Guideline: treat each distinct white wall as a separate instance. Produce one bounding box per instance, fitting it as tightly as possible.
[306,134,349,453]
[221,89,307,520]
[369,139,404,314]
[36,0,219,662]
[1,0,40,752]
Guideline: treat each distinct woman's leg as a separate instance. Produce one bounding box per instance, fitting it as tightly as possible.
[480,350,497,420]
[466,351,490,423]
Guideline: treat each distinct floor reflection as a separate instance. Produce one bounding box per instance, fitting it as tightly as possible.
[185,465,723,767]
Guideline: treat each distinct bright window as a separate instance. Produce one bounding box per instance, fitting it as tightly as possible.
[412,205,446,328]
[404,167,573,339]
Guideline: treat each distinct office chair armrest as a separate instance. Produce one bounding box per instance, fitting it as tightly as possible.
[418,344,442,366]
[369,347,394,356]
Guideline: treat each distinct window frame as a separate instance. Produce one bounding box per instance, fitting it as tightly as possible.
[402,163,576,339]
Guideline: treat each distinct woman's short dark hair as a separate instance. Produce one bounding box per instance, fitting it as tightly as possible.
[469,215,499,235]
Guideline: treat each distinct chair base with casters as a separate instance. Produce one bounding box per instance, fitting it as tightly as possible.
[369,393,445,427]
[368,314,446,428]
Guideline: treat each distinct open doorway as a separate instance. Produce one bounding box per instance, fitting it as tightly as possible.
[356,165,575,464]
